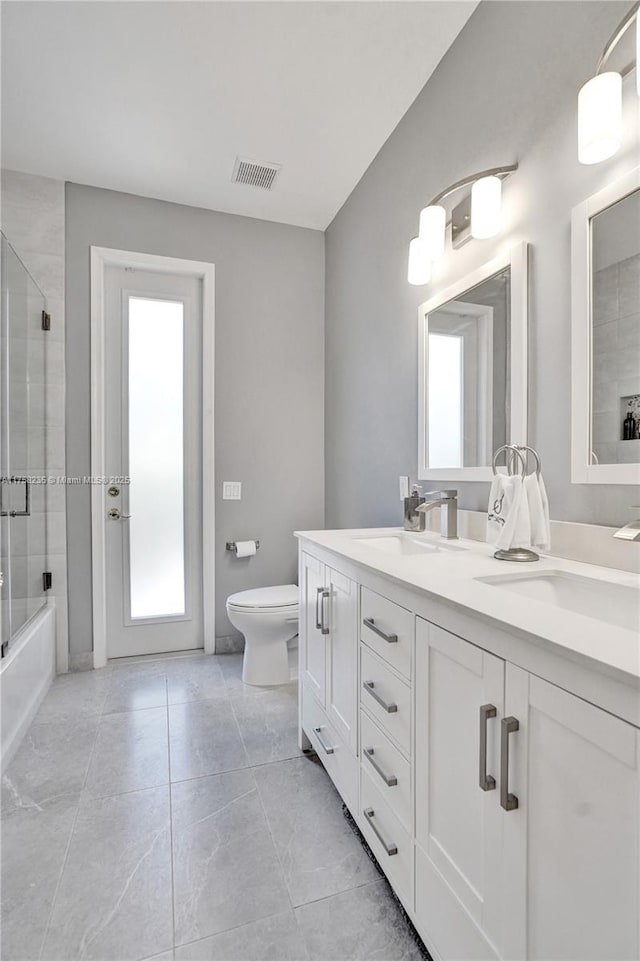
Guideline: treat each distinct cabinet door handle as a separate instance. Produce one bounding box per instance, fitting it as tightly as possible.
[363,746,397,787]
[500,716,519,811]
[363,807,398,856]
[320,590,330,635]
[313,726,334,755]
[479,704,497,792]
[315,587,323,631]
[362,680,397,714]
[363,617,398,644]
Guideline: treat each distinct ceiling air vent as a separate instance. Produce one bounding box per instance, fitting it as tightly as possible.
[231,157,281,191]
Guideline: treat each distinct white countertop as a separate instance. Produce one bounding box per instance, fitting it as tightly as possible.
[295,527,640,683]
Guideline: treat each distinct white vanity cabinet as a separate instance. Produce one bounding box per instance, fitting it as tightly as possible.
[297,538,640,961]
[299,551,359,806]
[502,664,640,961]
[414,619,506,960]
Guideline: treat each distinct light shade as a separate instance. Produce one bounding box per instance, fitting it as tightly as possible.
[578,72,622,165]
[470,176,502,240]
[418,204,446,260]
[408,238,431,286]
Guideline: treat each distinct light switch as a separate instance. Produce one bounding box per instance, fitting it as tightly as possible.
[222,481,242,500]
[399,476,410,500]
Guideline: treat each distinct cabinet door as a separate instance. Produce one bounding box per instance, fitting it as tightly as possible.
[300,552,326,706]
[326,567,358,755]
[503,664,640,961]
[415,618,505,960]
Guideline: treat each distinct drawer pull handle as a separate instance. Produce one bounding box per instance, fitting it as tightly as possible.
[363,807,398,856]
[363,617,398,644]
[363,746,397,787]
[315,587,323,631]
[479,704,497,792]
[500,716,519,811]
[363,680,397,714]
[313,726,334,755]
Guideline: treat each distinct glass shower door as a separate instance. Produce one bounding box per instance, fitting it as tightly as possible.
[0,233,48,651]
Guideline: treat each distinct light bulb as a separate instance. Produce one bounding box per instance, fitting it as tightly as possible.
[418,204,446,260]
[578,72,622,165]
[408,238,431,286]
[470,176,502,239]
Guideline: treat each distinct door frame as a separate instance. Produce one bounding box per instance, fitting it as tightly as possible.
[90,246,215,668]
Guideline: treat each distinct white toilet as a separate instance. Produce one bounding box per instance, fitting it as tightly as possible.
[226,584,299,686]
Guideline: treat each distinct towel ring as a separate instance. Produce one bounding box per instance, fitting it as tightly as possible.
[492,445,526,479]
[512,445,541,478]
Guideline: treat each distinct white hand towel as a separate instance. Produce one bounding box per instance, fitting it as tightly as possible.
[525,472,551,551]
[487,472,531,550]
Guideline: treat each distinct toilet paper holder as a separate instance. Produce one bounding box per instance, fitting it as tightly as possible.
[226,540,260,553]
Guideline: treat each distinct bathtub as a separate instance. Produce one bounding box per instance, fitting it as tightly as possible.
[1,602,56,774]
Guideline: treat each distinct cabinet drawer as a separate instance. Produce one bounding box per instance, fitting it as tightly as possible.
[360,645,411,756]
[361,587,412,679]
[360,709,412,832]
[360,765,414,908]
[303,683,358,811]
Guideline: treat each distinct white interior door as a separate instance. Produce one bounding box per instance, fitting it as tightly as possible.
[104,265,203,658]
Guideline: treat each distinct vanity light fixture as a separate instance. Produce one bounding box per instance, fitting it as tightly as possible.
[470,175,502,239]
[577,1,639,165]
[407,163,517,285]
[408,237,431,286]
[418,204,446,260]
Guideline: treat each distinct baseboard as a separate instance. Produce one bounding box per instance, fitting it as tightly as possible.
[69,651,95,672]
[215,634,245,654]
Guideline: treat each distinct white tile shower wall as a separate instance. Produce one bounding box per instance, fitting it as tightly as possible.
[593,253,640,464]
[1,169,68,672]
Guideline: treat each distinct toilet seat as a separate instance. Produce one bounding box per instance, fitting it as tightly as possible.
[226,584,298,613]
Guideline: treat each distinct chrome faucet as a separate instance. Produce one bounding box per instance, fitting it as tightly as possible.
[416,490,458,540]
[613,509,640,541]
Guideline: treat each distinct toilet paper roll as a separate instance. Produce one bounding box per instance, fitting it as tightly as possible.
[235,540,257,558]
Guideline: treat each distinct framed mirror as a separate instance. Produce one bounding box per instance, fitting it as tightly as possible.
[417,242,528,482]
[571,168,640,485]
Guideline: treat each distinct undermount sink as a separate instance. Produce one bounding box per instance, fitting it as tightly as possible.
[477,570,640,633]
[354,533,465,556]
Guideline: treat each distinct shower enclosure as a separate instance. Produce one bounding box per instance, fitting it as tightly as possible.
[1,232,50,656]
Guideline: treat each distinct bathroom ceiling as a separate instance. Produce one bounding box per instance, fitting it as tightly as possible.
[1,1,477,230]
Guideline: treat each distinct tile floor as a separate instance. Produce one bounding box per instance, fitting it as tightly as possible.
[1,653,424,961]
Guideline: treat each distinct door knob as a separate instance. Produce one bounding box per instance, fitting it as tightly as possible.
[108,508,132,520]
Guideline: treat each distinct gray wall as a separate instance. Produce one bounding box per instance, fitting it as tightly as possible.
[65,184,324,656]
[325,1,639,530]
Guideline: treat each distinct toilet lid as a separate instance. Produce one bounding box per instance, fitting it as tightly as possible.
[227,584,298,609]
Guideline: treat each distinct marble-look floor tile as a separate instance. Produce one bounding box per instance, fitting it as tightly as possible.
[167,656,228,705]
[174,910,308,961]
[104,664,168,715]
[231,684,303,765]
[254,756,380,907]
[295,880,425,961]
[218,653,247,694]
[171,769,290,946]
[84,707,169,799]
[1,715,99,816]
[168,698,248,781]
[41,786,172,961]
[0,796,78,961]
[37,668,112,721]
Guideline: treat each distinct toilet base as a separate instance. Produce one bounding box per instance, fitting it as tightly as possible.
[242,636,291,686]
